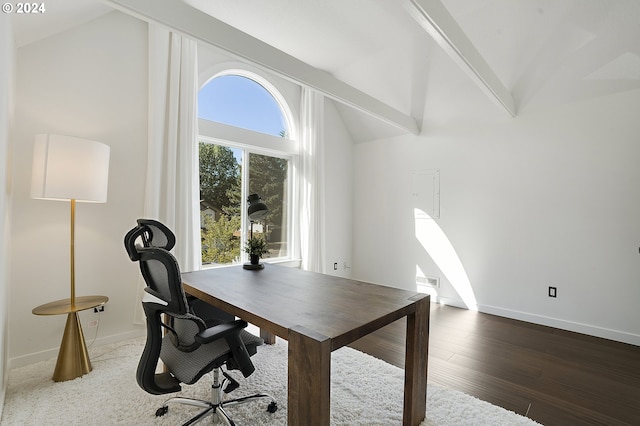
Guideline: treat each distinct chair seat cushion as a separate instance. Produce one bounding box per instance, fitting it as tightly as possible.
[161,329,263,384]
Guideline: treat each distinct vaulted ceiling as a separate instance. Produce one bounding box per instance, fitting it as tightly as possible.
[12,0,640,142]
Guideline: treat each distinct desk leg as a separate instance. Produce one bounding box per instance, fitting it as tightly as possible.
[260,329,276,345]
[288,326,331,425]
[403,296,430,425]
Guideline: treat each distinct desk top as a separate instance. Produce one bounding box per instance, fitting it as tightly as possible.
[182,264,427,350]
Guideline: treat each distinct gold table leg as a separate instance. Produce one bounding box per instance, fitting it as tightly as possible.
[52,312,92,382]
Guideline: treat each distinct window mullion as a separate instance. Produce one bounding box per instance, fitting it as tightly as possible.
[240,149,250,264]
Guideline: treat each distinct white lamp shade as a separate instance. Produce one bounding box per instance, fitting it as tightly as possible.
[31,134,110,203]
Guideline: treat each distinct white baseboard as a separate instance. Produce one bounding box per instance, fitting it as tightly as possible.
[8,329,145,370]
[480,304,640,347]
[435,296,640,347]
[434,296,468,310]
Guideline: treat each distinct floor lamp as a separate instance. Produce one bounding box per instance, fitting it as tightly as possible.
[30,134,110,382]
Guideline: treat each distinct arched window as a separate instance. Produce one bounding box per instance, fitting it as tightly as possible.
[197,70,296,266]
[198,74,288,137]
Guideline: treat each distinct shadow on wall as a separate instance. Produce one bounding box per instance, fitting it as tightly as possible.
[414,208,477,311]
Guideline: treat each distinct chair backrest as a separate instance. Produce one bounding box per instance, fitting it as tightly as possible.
[125,219,235,325]
[125,220,189,314]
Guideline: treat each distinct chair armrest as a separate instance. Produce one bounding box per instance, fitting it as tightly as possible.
[195,319,247,344]
[196,318,256,378]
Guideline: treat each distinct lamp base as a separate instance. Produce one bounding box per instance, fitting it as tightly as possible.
[243,262,265,270]
[32,295,108,382]
[53,312,92,382]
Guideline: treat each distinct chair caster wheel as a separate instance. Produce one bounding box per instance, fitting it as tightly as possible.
[156,406,169,417]
[267,401,278,413]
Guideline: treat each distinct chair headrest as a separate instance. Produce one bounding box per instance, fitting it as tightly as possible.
[137,219,176,251]
[124,219,176,262]
[124,225,146,261]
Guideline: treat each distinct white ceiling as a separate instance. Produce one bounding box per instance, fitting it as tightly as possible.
[12,0,111,47]
[12,0,640,141]
[444,0,640,109]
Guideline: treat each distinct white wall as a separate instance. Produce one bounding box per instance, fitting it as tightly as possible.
[9,11,148,367]
[323,99,354,278]
[0,11,15,412]
[353,88,640,345]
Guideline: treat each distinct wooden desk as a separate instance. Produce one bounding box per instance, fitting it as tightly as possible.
[182,264,429,426]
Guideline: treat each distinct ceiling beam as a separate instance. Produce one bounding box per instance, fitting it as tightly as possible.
[104,0,420,135]
[404,0,516,117]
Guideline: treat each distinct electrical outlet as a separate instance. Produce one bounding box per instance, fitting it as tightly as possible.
[333,262,338,270]
[94,305,105,313]
[548,286,557,298]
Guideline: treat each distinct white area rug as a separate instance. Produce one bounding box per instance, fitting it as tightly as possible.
[2,337,540,425]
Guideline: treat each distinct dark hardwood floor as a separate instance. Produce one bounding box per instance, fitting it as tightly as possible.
[349,304,640,425]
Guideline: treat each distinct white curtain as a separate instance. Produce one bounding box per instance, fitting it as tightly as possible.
[134,25,201,323]
[300,88,326,273]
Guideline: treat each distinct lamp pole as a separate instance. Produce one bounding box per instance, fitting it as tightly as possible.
[70,199,76,306]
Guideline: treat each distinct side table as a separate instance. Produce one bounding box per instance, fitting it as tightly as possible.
[32,295,108,382]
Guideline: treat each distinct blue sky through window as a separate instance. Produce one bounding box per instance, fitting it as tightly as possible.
[198,75,287,137]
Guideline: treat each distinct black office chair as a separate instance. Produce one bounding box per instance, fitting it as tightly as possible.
[124,219,277,425]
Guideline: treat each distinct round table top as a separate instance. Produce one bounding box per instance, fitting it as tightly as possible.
[32,295,109,315]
